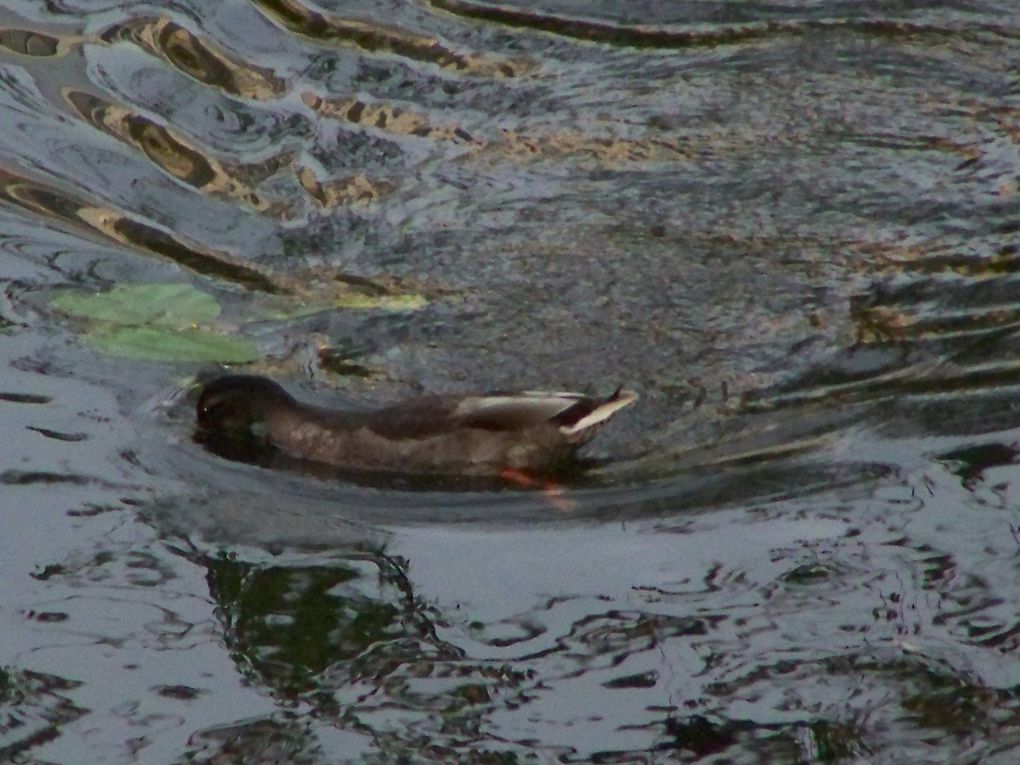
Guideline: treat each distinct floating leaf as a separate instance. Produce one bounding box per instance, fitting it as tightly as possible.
[51,283,259,363]
[89,327,259,362]
[335,292,429,311]
[259,291,429,320]
[51,283,221,328]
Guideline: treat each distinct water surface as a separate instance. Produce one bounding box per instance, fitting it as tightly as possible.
[3,0,1020,761]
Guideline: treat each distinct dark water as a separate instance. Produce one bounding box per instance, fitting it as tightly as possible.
[3,0,1020,761]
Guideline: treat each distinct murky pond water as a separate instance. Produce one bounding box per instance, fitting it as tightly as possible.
[3,0,1020,761]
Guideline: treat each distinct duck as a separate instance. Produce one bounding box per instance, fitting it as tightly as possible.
[195,374,637,477]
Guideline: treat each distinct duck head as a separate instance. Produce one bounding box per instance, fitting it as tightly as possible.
[196,375,295,437]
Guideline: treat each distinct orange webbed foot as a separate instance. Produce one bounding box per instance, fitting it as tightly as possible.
[499,468,575,512]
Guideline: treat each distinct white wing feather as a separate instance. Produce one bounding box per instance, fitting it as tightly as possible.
[453,392,583,420]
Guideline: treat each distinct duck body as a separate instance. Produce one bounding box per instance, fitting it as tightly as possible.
[196,375,637,476]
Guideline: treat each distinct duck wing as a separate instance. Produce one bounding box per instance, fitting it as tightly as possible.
[365,389,637,442]
[454,392,592,431]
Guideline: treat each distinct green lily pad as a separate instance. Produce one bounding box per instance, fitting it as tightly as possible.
[52,283,259,363]
[52,283,221,328]
[89,326,259,362]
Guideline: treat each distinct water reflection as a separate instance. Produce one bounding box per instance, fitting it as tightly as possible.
[252,0,521,76]
[63,88,291,216]
[0,667,85,757]
[3,0,1020,761]
[205,552,427,698]
[101,17,287,100]
[169,483,1020,761]
[0,166,281,290]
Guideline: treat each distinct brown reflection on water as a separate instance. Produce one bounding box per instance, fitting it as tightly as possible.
[854,301,1020,346]
[302,90,690,166]
[2,19,285,102]
[428,0,1015,49]
[864,234,1020,276]
[301,91,482,147]
[850,239,1020,349]
[0,27,73,58]
[296,164,393,210]
[484,127,690,166]
[62,89,292,218]
[738,227,1020,424]
[0,167,425,304]
[253,0,525,78]
[429,0,773,48]
[99,17,285,101]
[0,166,280,291]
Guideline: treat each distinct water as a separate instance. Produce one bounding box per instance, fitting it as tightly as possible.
[3,0,1020,761]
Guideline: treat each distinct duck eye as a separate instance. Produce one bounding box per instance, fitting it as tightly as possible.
[198,395,226,420]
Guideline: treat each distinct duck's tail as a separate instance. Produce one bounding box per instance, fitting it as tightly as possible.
[554,387,638,444]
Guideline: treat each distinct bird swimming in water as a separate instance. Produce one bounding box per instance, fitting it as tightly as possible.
[196,374,637,477]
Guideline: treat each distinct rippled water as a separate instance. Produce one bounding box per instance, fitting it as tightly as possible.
[3,0,1020,761]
